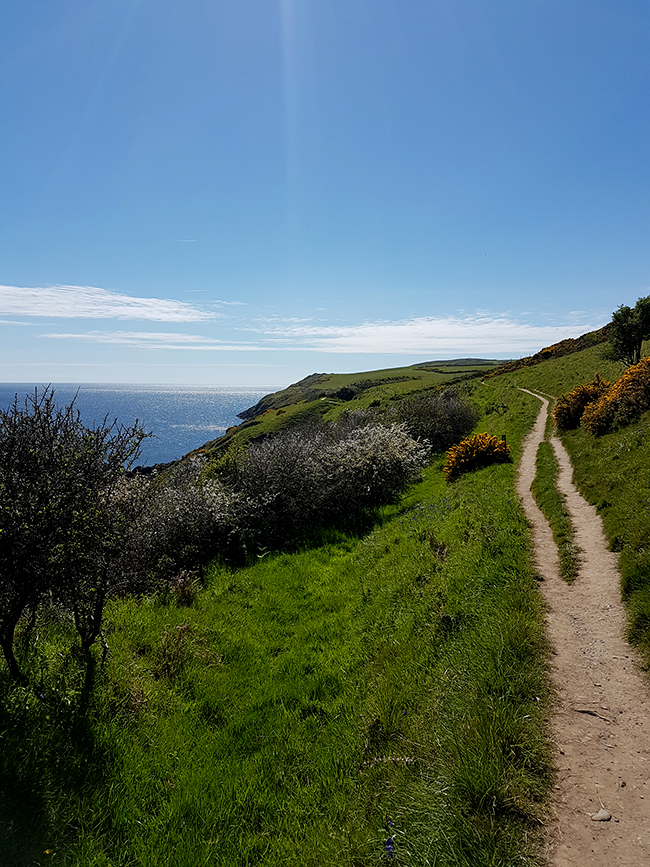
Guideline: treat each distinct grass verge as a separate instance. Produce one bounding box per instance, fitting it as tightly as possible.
[559,415,650,659]
[499,344,650,663]
[531,441,581,583]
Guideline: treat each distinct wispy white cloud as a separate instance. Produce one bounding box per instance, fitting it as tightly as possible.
[42,312,605,357]
[43,331,266,351]
[251,313,605,355]
[0,285,216,322]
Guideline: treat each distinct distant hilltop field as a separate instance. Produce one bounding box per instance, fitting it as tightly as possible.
[235,359,500,420]
[197,321,615,459]
[196,358,500,460]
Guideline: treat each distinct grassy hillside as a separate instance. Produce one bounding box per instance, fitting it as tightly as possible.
[495,341,627,396]
[499,337,650,662]
[0,376,554,867]
[6,328,650,866]
[237,360,500,417]
[197,360,500,458]
[487,323,612,378]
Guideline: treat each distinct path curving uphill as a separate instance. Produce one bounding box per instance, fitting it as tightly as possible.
[517,389,650,867]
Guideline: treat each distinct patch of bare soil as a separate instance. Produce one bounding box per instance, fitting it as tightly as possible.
[517,390,650,867]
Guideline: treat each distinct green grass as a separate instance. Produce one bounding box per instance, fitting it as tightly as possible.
[559,417,650,655]
[530,441,580,583]
[0,383,552,866]
[497,339,650,398]
[498,340,650,663]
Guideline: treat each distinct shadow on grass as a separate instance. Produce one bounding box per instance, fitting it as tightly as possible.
[235,509,390,564]
[0,659,110,866]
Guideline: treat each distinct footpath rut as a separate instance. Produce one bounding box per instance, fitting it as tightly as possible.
[517,389,650,867]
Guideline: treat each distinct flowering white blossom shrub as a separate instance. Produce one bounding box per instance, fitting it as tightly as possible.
[132,456,238,581]
[227,419,429,549]
[133,415,430,571]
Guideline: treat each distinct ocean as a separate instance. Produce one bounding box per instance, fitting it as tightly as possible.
[0,384,277,467]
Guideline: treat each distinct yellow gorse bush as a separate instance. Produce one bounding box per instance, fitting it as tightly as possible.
[581,356,650,436]
[552,374,611,431]
[443,432,511,481]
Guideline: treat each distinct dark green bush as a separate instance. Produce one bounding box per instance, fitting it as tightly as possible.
[0,388,149,677]
[390,389,478,451]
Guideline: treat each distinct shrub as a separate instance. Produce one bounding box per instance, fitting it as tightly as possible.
[320,422,430,512]
[581,357,650,436]
[443,433,511,482]
[225,418,429,550]
[229,427,326,545]
[552,374,611,431]
[133,455,236,582]
[390,390,478,452]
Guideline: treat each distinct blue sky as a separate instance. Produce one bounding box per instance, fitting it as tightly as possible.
[1,0,648,386]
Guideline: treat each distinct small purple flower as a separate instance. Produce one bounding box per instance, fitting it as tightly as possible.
[385,836,395,857]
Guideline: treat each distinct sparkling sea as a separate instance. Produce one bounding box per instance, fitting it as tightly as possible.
[0,384,277,467]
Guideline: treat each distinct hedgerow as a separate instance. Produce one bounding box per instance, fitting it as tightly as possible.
[552,374,611,431]
[443,432,511,481]
[133,456,236,582]
[130,413,432,578]
[581,356,650,435]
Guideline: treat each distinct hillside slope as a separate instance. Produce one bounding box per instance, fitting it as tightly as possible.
[488,323,612,378]
[194,358,499,459]
[499,337,650,663]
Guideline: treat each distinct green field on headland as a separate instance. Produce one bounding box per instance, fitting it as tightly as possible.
[3,331,650,866]
[196,359,500,457]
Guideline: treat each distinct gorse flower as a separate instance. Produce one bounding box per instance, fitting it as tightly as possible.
[443,433,511,481]
[581,356,650,436]
[553,374,611,431]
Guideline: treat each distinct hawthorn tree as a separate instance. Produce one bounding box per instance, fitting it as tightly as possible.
[0,389,148,679]
[609,296,650,366]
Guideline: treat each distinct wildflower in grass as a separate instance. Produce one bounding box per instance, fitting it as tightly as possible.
[385,836,395,857]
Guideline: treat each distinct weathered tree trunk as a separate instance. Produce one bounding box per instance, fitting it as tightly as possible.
[0,591,32,682]
[73,578,108,655]
[0,628,25,683]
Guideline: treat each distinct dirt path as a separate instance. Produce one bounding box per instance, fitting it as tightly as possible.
[517,389,650,866]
